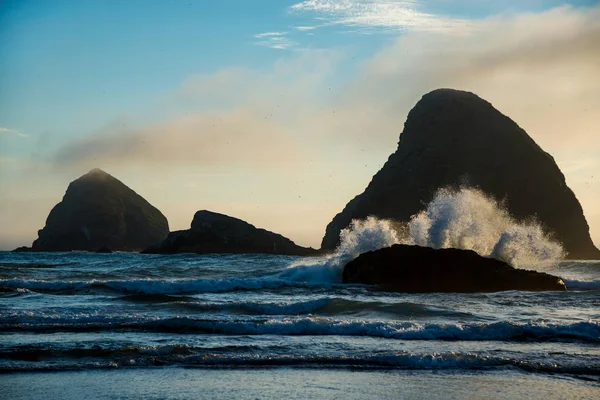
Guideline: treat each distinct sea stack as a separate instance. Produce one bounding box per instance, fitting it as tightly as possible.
[143,210,317,256]
[322,89,600,259]
[343,244,566,293]
[26,169,169,252]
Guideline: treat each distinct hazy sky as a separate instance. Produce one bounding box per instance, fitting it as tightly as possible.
[1,0,599,250]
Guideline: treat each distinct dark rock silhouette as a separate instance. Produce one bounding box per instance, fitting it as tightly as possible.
[12,246,33,252]
[27,169,169,252]
[143,210,317,256]
[343,244,566,292]
[322,89,600,259]
[96,246,113,254]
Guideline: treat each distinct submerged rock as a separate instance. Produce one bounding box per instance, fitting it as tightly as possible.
[143,210,317,256]
[343,244,566,293]
[28,169,169,252]
[322,89,600,259]
[95,246,113,254]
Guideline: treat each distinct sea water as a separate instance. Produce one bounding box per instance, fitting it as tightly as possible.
[1,189,599,398]
[1,251,599,398]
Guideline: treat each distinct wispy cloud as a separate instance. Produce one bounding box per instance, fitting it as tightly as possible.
[52,110,303,170]
[290,0,471,33]
[254,31,288,38]
[292,26,317,31]
[254,31,297,49]
[0,127,28,138]
[51,49,346,171]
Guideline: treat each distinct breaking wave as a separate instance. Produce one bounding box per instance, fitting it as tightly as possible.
[2,347,598,375]
[1,316,598,342]
[281,187,565,285]
[406,188,565,267]
[281,217,398,283]
[0,276,345,295]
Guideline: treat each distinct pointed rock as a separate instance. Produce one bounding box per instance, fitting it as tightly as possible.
[322,89,599,259]
[30,169,169,252]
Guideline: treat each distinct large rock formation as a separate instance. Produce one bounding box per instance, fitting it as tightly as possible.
[26,169,169,252]
[143,210,317,256]
[343,244,566,292]
[322,89,600,259]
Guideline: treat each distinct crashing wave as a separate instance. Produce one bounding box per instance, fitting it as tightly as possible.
[282,187,565,284]
[406,187,564,267]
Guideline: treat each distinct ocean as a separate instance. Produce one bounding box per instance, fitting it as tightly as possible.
[1,246,599,399]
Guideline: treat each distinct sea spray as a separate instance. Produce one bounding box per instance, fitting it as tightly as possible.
[406,188,565,267]
[281,217,398,283]
[283,187,565,283]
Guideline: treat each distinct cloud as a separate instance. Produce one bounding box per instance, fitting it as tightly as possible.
[254,32,288,38]
[290,0,472,33]
[0,127,28,138]
[52,4,600,179]
[292,26,317,31]
[51,48,347,171]
[52,109,304,170]
[342,5,600,155]
[60,5,598,172]
[254,31,297,49]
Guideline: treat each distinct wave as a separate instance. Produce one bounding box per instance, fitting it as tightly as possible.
[116,296,475,318]
[564,279,600,291]
[0,287,35,298]
[114,293,198,303]
[172,298,332,316]
[1,316,597,342]
[278,217,400,284]
[0,262,74,269]
[280,187,566,286]
[405,188,564,267]
[0,276,348,295]
[1,347,598,376]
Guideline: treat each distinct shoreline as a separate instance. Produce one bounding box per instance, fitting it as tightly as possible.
[2,367,599,399]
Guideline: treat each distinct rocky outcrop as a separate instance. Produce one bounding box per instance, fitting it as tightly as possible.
[26,169,169,252]
[343,244,566,292]
[12,246,33,253]
[322,89,600,259]
[143,210,317,256]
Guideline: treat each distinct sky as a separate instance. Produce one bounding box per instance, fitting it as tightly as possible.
[0,0,599,250]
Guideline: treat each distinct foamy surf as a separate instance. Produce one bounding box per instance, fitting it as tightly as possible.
[2,314,598,342]
[404,188,564,267]
[2,349,598,375]
[281,187,567,287]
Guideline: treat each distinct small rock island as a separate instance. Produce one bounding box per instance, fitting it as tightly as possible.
[343,244,566,292]
[143,210,317,256]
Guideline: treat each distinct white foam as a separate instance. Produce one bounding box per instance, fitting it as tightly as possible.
[281,217,398,283]
[2,315,598,342]
[282,188,564,285]
[405,188,565,267]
